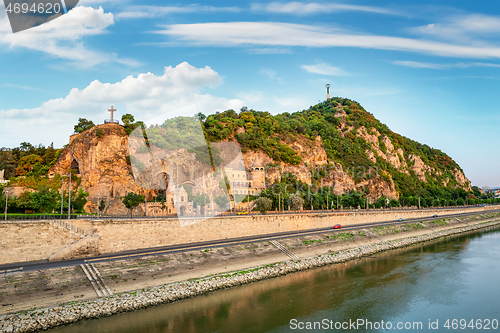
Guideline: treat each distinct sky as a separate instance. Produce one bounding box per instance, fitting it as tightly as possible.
[0,0,499,187]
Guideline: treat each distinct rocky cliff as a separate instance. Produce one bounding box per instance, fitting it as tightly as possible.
[49,123,141,215]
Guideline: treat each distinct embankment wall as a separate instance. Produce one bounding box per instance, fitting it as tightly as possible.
[0,222,82,265]
[2,206,497,264]
[92,206,497,254]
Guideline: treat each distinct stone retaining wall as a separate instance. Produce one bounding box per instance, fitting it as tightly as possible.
[0,222,82,265]
[92,206,496,254]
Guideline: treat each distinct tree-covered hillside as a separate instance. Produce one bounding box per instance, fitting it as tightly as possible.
[199,98,469,199]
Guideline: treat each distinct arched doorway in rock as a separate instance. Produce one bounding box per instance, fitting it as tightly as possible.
[70,159,80,175]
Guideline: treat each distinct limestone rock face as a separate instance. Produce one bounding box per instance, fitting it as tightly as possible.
[357,127,407,172]
[408,154,434,181]
[49,123,141,215]
[240,135,397,200]
[452,168,472,190]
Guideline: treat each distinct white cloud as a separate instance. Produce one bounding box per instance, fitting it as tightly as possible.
[392,60,500,69]
[235,91,264,104]
[251,2,398,16]
[412,14,500,43]
[116,5,241,19]
[79,0,123,4]
[155,21,500,59]
[0,6,139,67]
[247,47,292,54]
[260,68,284,84]
[302,63,346,75]
[0,62,244,147]
[274,96,306,108]
[392,60,446,69]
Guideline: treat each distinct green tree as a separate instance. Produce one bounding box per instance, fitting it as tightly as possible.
[16,154,43,176]
[192,193,210,207]
[121,114,144,135]
[254,197,272,214]
[16,191,34,212]
[214,195,230,210]
[121,113,135,127]
[388,198,400,208]
[288,193,304,211]
[122,192,145,217]
[74,118,95,133]
[99,199,106,212]
[30,186,58,217]
[72,188,89,213]
[195,112,206,122]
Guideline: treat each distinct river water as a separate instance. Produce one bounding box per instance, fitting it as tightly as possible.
[49,227,500,332]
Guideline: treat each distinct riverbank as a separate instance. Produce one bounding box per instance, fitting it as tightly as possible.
[1,214,500,332]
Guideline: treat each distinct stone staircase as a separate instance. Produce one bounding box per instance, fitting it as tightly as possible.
[270,239,299,260]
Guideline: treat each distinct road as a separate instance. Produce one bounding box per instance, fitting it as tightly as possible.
[1,208,498,273]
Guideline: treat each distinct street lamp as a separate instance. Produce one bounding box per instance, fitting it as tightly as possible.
[60,187,64,217]
[97,193,100,219]
[4,190,9,221]
[68,171,72,220]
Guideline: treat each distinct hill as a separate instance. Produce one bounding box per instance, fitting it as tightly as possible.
[200,98,471,199]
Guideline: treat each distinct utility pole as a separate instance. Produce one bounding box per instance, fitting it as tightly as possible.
[327,192,329,210]
[4,190,8,221]
[97,193,100,219]
[68,172,72,220]
[60,188,64,216]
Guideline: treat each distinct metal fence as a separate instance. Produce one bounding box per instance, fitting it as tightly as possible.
[2,214,78,221]
[77,204,497,220]
[51,219,88,236]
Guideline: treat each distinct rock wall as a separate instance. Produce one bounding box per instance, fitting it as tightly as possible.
[49,123,141,215]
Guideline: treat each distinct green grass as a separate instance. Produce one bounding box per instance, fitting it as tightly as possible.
[333,233,356,241]
[430,219,447,226]
[401,223,425,231]
[303,239,322,245]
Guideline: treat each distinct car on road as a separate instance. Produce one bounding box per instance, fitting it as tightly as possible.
[237,211,248,215]
[333,224,342,229]
[432,214,438,218]
[397,218,404,221]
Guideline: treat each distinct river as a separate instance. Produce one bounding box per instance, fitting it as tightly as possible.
[48,226,500,332]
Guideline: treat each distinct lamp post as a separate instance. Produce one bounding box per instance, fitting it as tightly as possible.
[60,188,64,216]
[68,171,72,220]
[97,193,100,219]
[4,190,8,221]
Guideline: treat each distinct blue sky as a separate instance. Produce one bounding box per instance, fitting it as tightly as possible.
[0,0,499,187]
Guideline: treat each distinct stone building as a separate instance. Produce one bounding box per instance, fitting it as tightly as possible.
[0,170,8,184]
[224,155,266,196]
